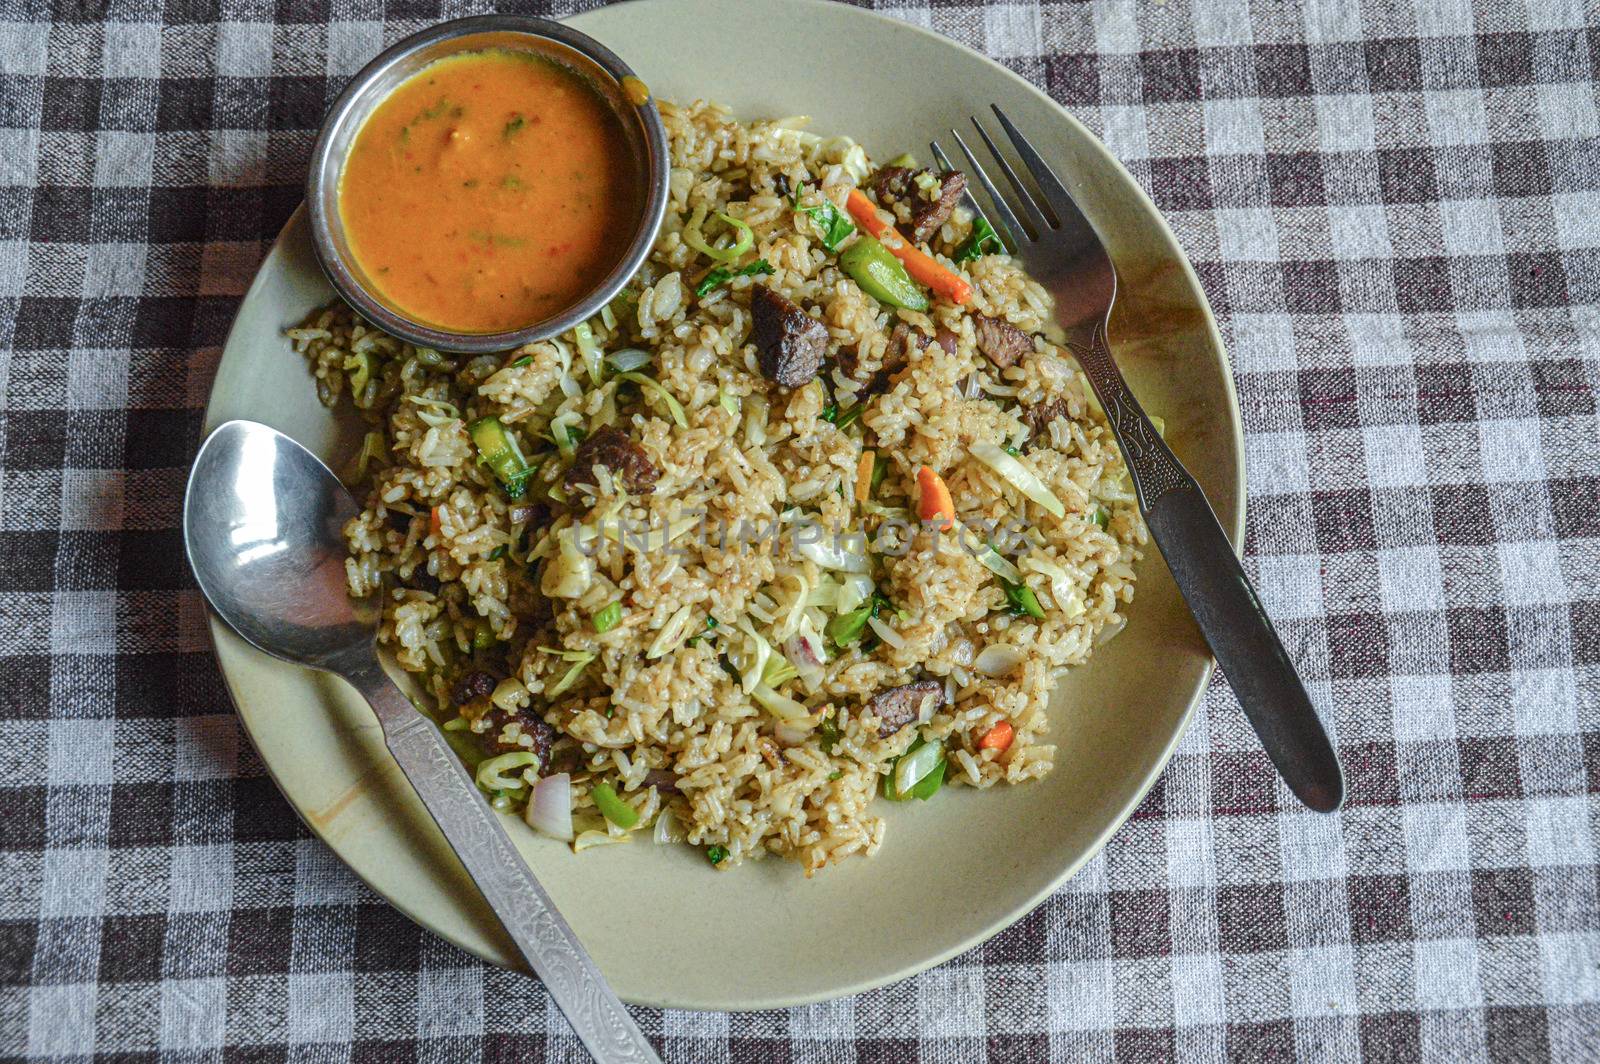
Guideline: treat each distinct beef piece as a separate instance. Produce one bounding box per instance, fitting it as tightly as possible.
[972,314,1033,369]
[479,706,556,766]
[642,768,680,795]
[884,323,919,376]
[750,285,828,387]
[873,166,917,201]
[563,425,660,496]
[907,170,967,243]
[772,172,791,198]
[408,567,442,594]
[867,679,946,738]
[871,167,968,243]
[933,327,959,356]
[1023,398,1071,441]
[841,324,921,396]
[451,670,497,706]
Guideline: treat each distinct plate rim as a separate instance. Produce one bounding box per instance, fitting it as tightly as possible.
[200,0,1246,1010]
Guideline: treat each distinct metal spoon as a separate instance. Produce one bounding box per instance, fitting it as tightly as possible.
[184,420,661,1064]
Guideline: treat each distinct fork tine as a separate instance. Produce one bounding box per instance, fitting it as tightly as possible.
[950,129,1029,247]
[989,105,1086,231]
[931,139,1011,254]
[969,117,1053,237]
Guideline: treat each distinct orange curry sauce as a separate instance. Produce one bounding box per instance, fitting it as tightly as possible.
[340,49,642,333]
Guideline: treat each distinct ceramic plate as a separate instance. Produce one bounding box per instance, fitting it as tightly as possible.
[203,0,1243,1010]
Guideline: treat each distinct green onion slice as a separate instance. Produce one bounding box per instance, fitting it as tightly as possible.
[590,782,640,828]
[592,600,623,633]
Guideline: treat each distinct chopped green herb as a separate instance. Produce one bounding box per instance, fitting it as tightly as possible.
[871,456,888,493]
[502,114,525,139]
[510,355,533,368]
[818,715,841,754]
[1002,579,1046,619]
[1004,445,1021,457]
[828,770,843,781]
[487,545,507,561]
[706,845,728,866]
[472,623,495,651]
[1091,506,1110,530]
[790,193,855,251]
[592,599,623,633]
[954,217,1004,263]
[820,402,839,423]
[834,403,865,430]
[694,258,775,297]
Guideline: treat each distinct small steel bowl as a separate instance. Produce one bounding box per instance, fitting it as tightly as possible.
[306,15,669,353]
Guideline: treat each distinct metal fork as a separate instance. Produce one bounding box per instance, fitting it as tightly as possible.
[934,107,1345,812]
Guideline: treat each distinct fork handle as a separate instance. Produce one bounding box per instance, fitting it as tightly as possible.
[1072,321,1345,813]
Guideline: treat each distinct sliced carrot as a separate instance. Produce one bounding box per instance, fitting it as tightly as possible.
[429,506,443,538]
[916,465,955,531]
[845,189,973,305]
[855,450,876,504]
[978,720,1014,752]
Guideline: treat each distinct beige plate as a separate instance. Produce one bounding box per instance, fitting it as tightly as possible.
[203,0,1243,1011]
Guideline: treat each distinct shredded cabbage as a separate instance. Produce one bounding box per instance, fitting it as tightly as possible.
[406,395,459,427]
[744,395,768,445]
[616,371,688,429]
[542,527,594,599]
[733,618,772,694]
[647,603,698,659]
[607,348,652,373]
[476,751,540,792]
[977,547,1024,584]
[970,442,1066,518]
[792,525,870,572]
[835,573,874,614]
[547,652,595,696]
[573,321,603,385]
[751,683,811,721]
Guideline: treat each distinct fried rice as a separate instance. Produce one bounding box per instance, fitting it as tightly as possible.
[289,99,1147,875]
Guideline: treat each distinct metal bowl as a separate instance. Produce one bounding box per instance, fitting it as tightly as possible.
[306,15,669,353]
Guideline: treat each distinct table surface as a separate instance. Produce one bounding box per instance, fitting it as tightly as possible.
[3,1,1597,1061]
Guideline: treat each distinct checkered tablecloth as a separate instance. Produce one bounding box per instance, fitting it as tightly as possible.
[3,0,1597,1060]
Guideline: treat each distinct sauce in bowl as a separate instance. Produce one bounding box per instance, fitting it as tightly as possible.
[339,48,643,334]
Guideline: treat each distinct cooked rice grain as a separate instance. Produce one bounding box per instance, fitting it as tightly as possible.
[291,100,1146,875]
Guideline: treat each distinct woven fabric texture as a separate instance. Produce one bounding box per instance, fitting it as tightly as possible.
[2,0,1597,1061]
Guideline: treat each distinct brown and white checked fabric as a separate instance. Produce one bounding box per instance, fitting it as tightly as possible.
[1,0,1597,1060]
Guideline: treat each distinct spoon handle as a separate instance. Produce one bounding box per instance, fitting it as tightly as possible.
[352,663,662,1064]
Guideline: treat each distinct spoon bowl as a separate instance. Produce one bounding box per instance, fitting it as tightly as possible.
[184,420,375,671]
[181,420,661,1064]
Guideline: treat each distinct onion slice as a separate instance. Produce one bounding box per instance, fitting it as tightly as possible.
[653,808,685,844]
[973,644,1025,677]
[524,773,574,841]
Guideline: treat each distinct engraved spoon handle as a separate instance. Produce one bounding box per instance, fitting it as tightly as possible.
[350,659,662,1064]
